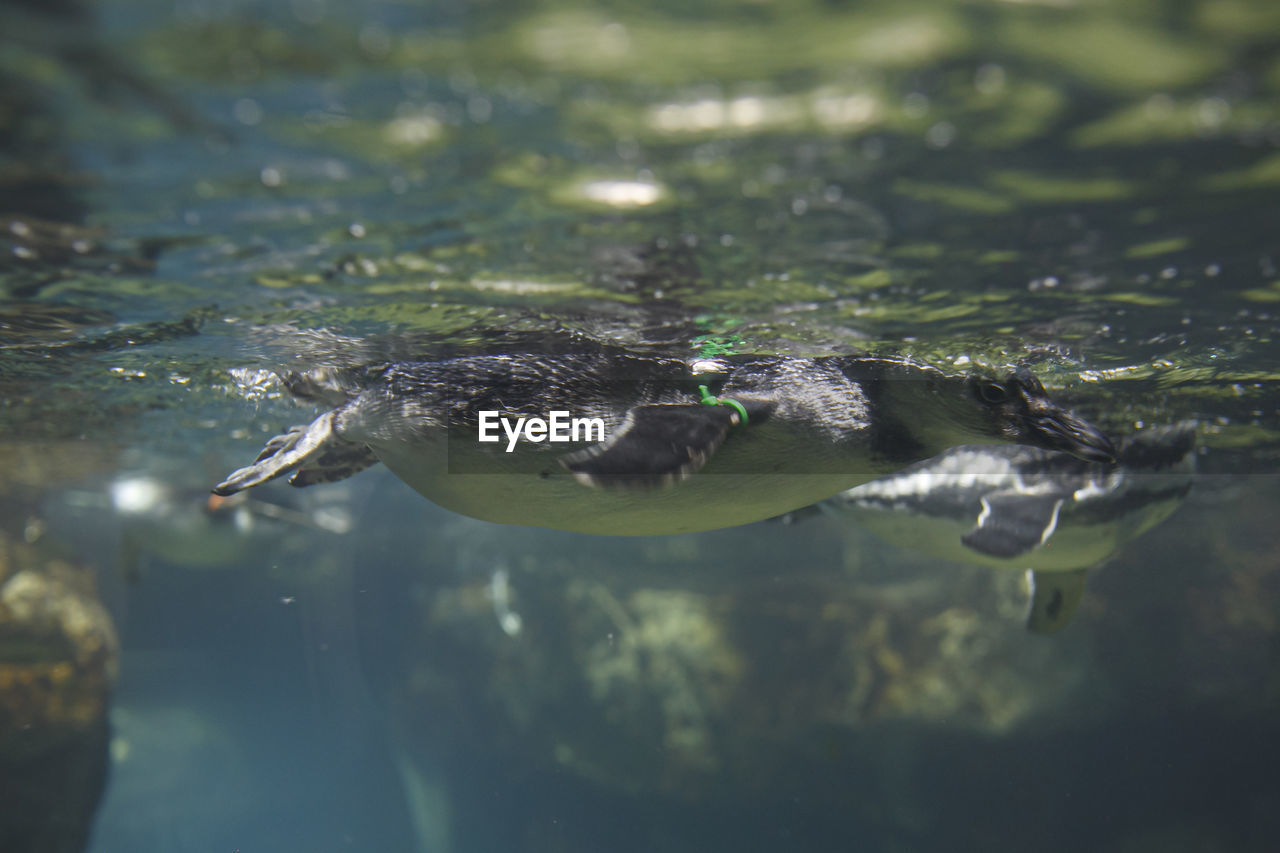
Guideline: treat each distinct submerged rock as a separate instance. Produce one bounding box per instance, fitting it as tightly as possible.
[384,520,1097,803]
[376,471,1280,850]
[0,531,118,853]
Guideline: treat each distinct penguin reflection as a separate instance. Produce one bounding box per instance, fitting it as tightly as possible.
[819,423,1196,632]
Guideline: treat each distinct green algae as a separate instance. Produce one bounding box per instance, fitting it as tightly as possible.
[964,80,1066,149]
[893,179,1014,215]
[508,6,970,84]
[1201,154,1280,191]
[1072,98,1280,148]
[1240,284,1280,303]
[1000,15,1225,93]
[990,171,1136,204]
[1124,238,1191,259]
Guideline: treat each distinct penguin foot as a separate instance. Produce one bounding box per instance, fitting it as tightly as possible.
[213,411,336,496]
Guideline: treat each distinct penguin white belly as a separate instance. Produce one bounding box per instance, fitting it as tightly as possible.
[371,441,867,536]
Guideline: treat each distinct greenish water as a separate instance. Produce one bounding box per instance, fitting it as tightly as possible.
[2,1,1280,851]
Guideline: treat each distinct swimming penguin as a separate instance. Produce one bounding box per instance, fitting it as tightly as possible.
[819,423,1196,632]
[213,350,1115,536]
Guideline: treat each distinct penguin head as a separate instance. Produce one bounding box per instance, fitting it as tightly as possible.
[832,357,1115,466]
[968,367,1116,463]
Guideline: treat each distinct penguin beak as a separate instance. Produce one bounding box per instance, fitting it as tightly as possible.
[1029,409,1117,464]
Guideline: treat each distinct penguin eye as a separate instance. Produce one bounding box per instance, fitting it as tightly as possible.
[975,381,1009,405]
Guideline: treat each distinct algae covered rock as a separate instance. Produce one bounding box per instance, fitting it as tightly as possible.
[386,518,1098,802]
[0,531,119,853]
[375,473,1280,852]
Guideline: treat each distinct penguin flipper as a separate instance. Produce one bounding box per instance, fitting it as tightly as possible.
[1026,569,1088,633]
[560,404,739,489]
[961,492,1064,559]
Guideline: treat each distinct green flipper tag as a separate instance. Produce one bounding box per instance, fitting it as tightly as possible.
[698,384,749,429]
